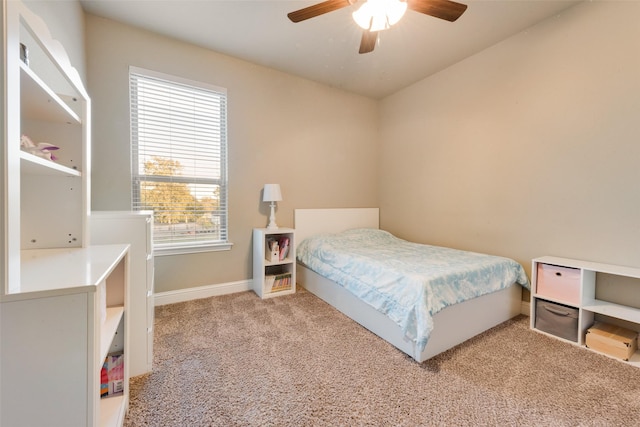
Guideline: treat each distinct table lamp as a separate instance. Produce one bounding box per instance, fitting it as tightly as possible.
[263,184,282,230]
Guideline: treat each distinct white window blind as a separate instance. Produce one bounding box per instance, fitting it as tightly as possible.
[130,67,228,252]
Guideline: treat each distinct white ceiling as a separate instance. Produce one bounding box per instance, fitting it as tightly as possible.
[79,0,581,99]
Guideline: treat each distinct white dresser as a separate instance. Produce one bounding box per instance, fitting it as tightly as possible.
[91,211,155,377]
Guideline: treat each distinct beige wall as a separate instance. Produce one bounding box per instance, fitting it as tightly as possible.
[379,1,640,301]
[84,15,379,293]
[26,0,639,296]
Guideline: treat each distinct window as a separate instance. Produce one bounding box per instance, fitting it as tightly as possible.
[130,67,230,255]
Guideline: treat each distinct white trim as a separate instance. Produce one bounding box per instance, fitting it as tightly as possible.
[521,300,530,316]
[154,242,233,256]
[154,280,251,306]
[129,65,227,94]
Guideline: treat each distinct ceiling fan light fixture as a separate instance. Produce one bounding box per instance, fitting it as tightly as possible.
[352,0,407,32]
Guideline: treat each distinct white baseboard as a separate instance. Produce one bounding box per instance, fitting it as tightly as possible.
[154,280,252,306]
[521,300,530,316]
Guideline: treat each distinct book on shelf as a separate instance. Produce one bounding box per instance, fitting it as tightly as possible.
[265,272,292,293]
[100,351,124,398]
[100,358,109,397]
[278,236,290,261]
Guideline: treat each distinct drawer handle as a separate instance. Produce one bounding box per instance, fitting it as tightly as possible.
[544,306,572,316]
[555,272,562,277]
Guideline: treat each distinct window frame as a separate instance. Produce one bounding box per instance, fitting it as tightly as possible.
[129,66,232,256]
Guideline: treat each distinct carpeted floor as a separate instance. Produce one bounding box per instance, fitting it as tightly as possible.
[124,289,640,426]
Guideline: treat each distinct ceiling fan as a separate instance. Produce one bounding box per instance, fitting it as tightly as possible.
[287,0,467,54]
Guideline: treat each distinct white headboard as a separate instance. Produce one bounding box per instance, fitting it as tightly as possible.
[294,208,379,243]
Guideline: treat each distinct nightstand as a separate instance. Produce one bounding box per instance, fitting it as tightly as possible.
[253,228,296,299]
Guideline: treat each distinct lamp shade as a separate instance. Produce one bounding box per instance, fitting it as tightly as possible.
[263,184,282,202]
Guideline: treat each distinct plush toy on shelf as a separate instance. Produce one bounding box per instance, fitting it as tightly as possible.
[20,134,59,161]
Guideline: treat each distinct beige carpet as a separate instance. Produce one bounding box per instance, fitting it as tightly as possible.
[124,289,640,426]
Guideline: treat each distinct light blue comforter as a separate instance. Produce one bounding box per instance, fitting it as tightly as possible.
[297,229,530,352]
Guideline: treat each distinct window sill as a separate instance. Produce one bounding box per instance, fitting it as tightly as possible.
[154,242,234,256]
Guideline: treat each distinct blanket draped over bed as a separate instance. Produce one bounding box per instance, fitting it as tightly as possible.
[297,229,530,352]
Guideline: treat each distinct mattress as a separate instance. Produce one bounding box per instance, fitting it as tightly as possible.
[297,228,530,351]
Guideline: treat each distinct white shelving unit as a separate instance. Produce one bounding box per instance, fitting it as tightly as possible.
[2,244,130,426]
[1,2,131,426]
[530,255,640,367]
[253,228,296,299]
[91,211,155,377]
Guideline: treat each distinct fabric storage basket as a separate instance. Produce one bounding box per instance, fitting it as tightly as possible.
[536,263,581,304]
[535,299,579,342]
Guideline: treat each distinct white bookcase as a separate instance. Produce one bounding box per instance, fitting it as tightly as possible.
[1,245,130,427]
[253,228,296,299]
[91,211,155,377]
[1,2,131,425]
[530,256,640,367]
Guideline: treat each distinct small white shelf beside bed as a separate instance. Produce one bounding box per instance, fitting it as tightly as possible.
[294,208,522,363]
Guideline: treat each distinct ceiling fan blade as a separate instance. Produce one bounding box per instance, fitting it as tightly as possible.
[288,0,352,23]
[407,0,468,22]
[359,30,378,54]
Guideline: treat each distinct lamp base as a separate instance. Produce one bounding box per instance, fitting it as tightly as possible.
[266,202,278,230]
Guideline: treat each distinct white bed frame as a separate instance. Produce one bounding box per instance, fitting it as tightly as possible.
[294,208,522,362]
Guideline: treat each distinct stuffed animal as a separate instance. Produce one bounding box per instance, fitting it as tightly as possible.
[20,134,59,161]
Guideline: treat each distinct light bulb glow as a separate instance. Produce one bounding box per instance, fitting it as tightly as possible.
[352,0,407,32]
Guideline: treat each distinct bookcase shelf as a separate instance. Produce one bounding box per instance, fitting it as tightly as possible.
[530,256,640,368]
[21,150,81,176]
[253,228,296,299]
[1,244,130,426]
[100,394,127,427]
[20,60,82,124]
[101,307,125,362]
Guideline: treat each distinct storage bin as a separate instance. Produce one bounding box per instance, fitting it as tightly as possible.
[536,263,581,304]
[586,322,638,361]
[535,299,579,342]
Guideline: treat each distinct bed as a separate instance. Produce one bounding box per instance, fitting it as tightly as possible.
[294,208,530,363]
